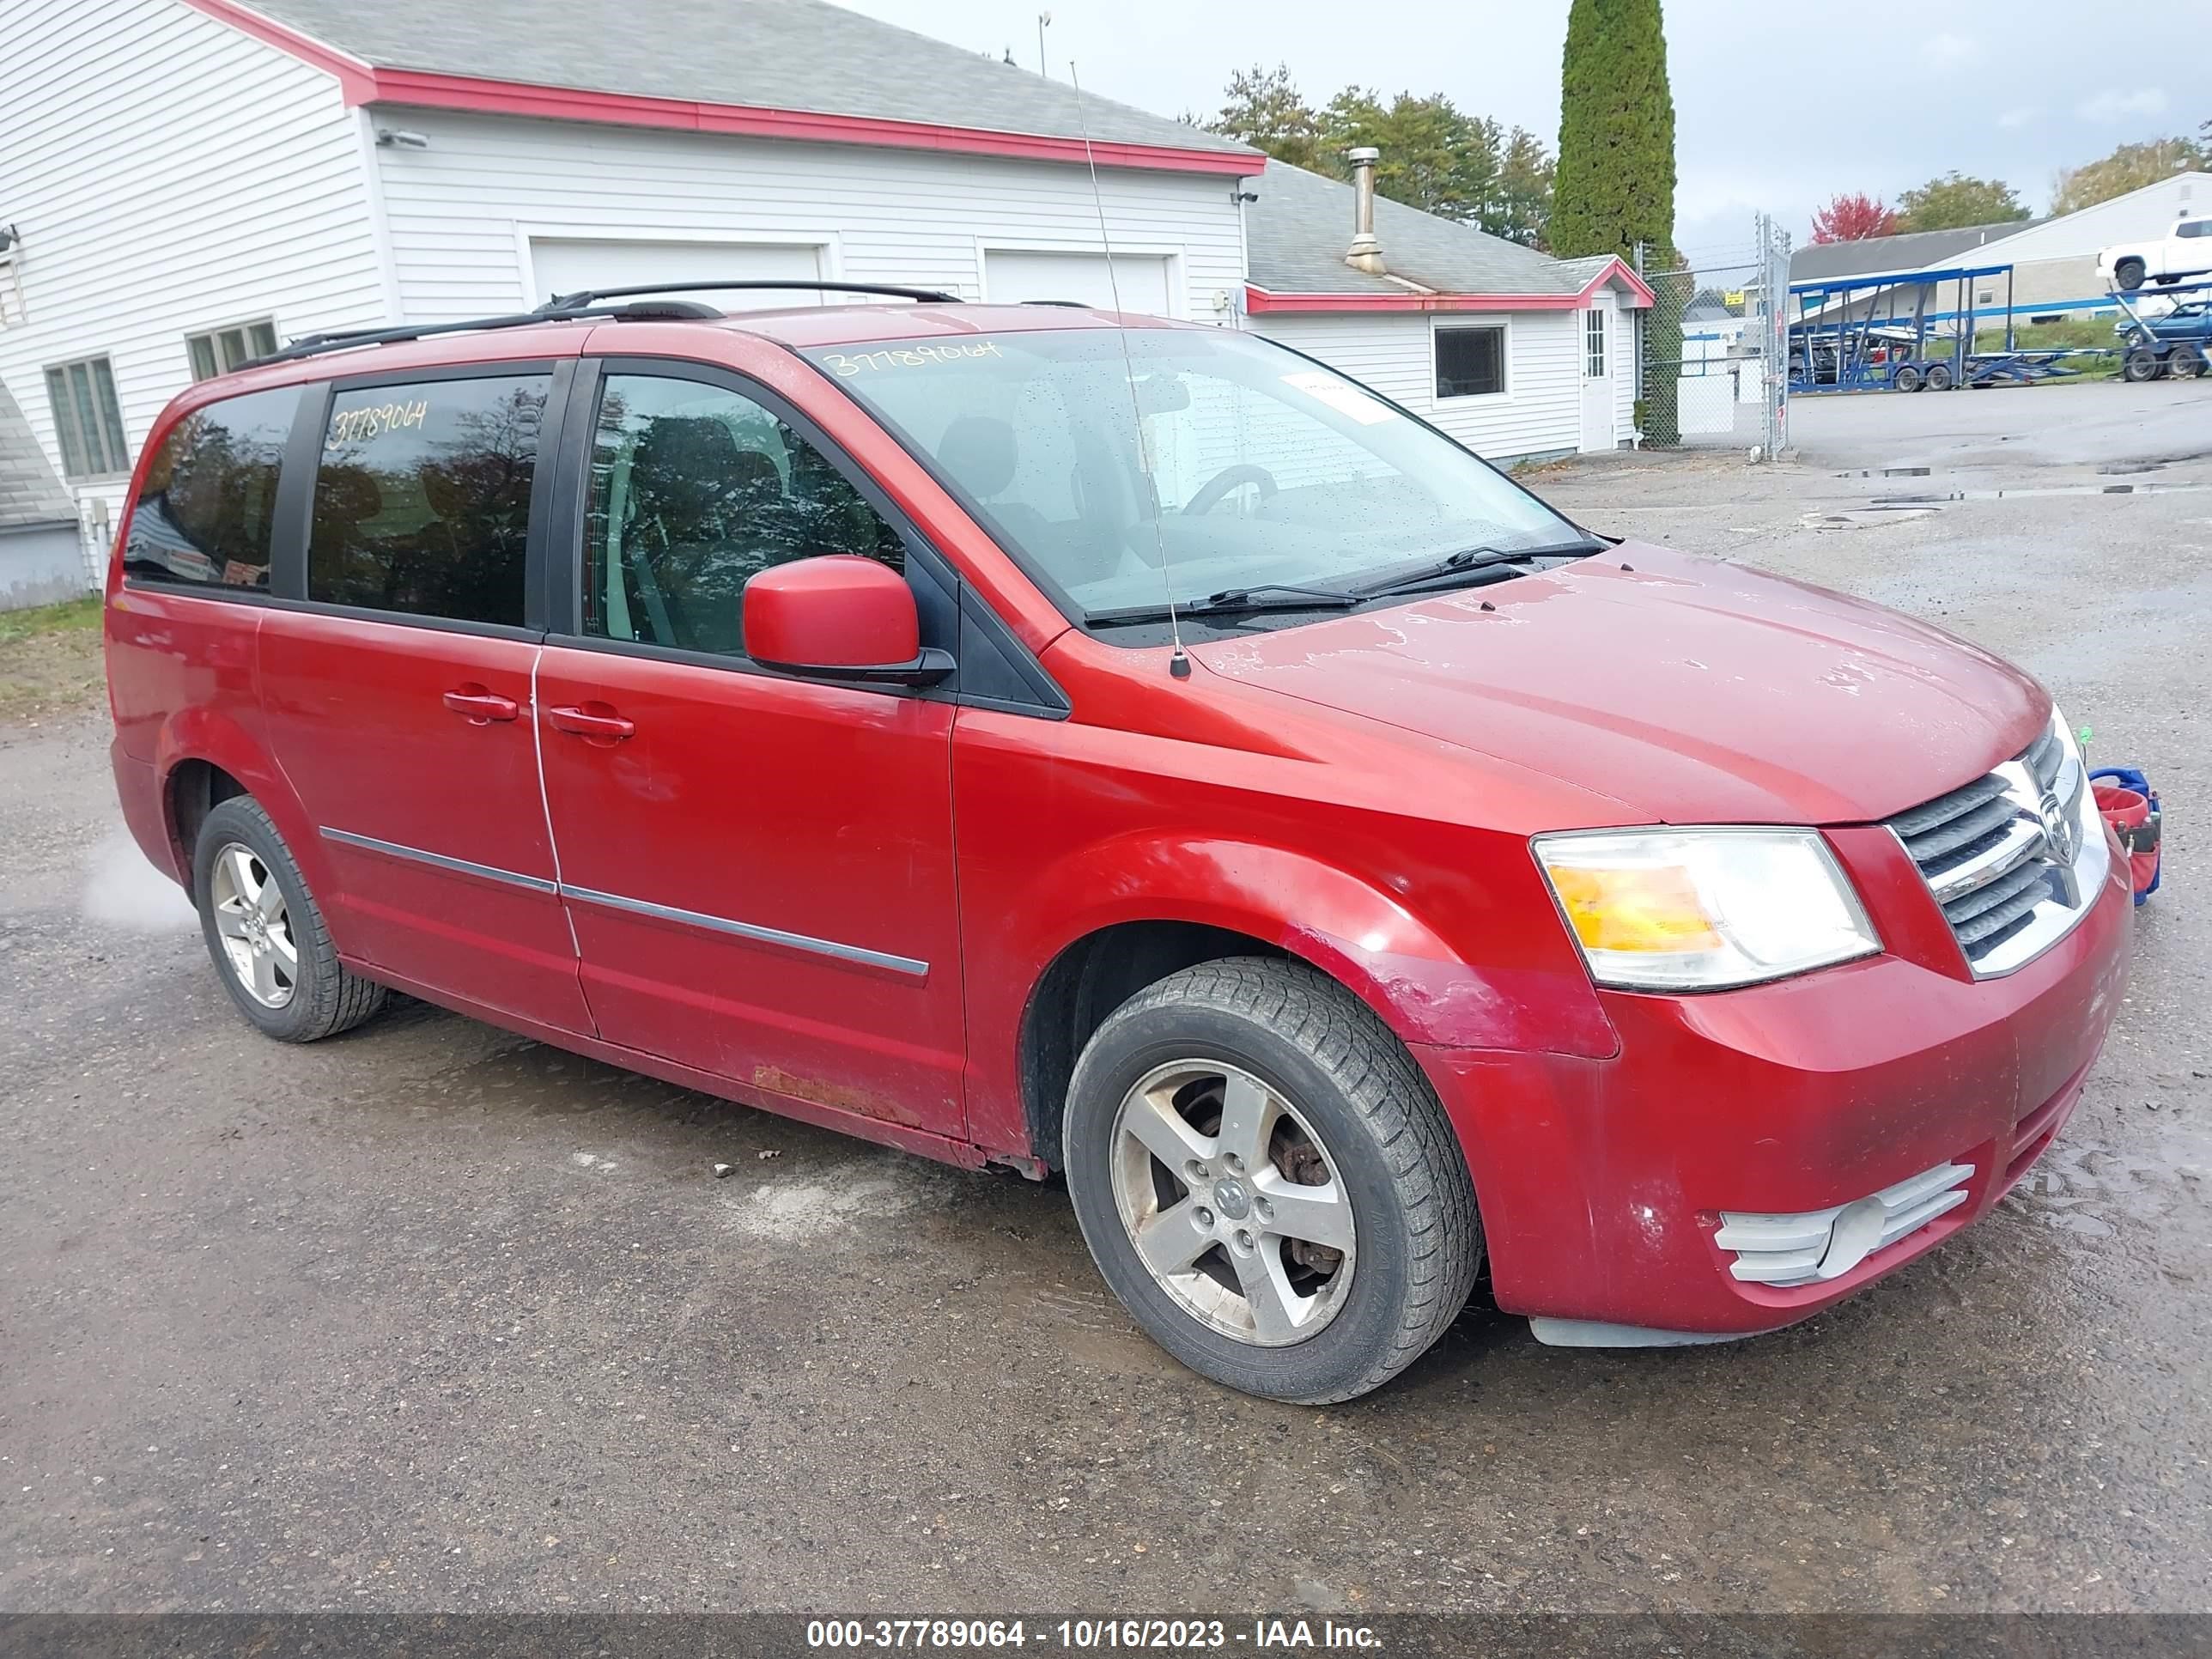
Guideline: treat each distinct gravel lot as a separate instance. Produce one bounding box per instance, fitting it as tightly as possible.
[3,380,2207,1615]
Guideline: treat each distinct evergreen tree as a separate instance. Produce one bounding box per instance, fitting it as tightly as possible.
[1208,65,1325,173]
[1552,0,1677,441]
[1551,0,1675,261]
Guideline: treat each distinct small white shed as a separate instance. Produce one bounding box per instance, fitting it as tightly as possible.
[1242,162,1654,463]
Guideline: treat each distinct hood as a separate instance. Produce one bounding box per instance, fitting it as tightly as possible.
[1192,543,2046,825]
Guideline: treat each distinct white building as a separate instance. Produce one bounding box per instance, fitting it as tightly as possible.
[1,0,1644,596]
[1243,162,1651,464]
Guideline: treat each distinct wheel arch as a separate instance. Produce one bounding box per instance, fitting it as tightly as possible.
[1007,837,1618,1170]
[153,709,325,903]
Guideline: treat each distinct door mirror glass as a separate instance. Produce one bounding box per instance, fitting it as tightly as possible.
[743,556,949,685]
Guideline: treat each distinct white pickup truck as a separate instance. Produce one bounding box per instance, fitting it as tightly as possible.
[2100,217,2212,290]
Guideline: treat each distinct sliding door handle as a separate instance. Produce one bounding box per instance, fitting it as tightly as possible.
[547,703,635,742]
[442,685,520,723]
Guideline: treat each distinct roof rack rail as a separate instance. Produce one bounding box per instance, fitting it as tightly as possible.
[1019,298,1092,307]
[246,298,723,368]
[542,279,963,309]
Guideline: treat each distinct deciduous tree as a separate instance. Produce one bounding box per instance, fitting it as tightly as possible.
[2051,137,2208,215]
[1809,192,1898,243]
[1893,173,2029,233]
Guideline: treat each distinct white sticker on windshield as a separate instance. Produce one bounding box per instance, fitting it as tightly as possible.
[1279,370,1396,425]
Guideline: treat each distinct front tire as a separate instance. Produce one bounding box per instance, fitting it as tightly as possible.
[193,796,387,1042]
[1063,958,1481,1403]
[2116,258,2146,291]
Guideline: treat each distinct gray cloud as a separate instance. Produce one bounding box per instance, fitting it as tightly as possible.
[835,0,2194,265]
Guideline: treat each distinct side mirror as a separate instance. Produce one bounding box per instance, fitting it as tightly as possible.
[743,556,954,687]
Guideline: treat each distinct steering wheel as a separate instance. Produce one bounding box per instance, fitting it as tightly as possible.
[1182,464,1279,516]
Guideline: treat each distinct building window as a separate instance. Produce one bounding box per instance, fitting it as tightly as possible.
[44,356,131,479]
[1584,309,1607,377]
[1436,325,1505,399]
[186,320,281,382]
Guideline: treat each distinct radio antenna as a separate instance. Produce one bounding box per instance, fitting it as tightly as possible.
[1067,60,1190,680]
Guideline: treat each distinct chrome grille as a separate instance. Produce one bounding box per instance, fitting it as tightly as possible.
[1885,722,2107,977]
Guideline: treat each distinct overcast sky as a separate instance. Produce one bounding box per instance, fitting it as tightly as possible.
[838,0,2202,273]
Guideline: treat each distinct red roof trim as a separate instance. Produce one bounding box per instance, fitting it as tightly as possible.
[1246,258,1656,314]
[185,0,1261,176]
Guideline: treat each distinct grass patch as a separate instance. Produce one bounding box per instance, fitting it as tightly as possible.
[0,593,104,720]
[0,593,101,647]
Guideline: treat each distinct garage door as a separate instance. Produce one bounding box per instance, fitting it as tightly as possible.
[526,238,828,313]
[982,249,1176,318]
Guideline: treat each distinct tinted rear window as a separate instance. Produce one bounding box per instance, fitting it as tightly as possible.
[125,387,296,589]
[307,374,549,626]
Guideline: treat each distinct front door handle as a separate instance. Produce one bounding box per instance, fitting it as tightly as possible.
[547,703,635,741]
[442,685,520,723]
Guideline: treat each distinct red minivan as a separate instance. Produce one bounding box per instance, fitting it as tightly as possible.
[105,286,2131,1401]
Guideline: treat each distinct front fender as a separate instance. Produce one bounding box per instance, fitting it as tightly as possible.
[1022,833,1619,1060]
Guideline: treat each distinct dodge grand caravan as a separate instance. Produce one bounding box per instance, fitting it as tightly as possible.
[104,285,2132,1402]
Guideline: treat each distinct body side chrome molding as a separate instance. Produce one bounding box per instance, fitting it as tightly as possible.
[559,884,929,978]
[321,827,560,894]
[319,827,928,978]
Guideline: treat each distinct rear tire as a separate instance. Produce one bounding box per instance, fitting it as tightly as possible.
[2116,258,2146,292]
[1891,364,1922,392]
[193,796,387,1042]
[2170,347,2206,379]
[2124,347,2165,383]
[1062,958,1481,1403]
[1924,362,1954,392]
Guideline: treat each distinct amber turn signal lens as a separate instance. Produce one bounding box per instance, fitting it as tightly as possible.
[1548,864,1724,954]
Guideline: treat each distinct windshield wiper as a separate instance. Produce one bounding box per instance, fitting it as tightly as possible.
[1352,538,1605,599]
[1085,582,1362,628]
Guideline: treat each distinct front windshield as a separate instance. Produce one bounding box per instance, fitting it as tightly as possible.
[802,326,1583,620]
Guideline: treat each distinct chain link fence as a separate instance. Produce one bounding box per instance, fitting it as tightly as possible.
[1636,215,1790,457]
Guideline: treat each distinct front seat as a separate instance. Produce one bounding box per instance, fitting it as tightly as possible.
[628,416,756,651]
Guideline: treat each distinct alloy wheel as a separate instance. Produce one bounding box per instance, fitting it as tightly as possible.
[1108,1060,1357,1346]
[209,841,298,1008]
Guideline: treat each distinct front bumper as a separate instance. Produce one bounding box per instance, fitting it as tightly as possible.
[1416,836,2132,1338]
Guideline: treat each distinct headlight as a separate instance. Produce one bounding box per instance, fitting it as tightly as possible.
[1533,828,1880,992]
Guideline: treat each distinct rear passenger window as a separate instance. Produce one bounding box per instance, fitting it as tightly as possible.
[308,373,549,626]
[125,388,295,589]
[582,374,902,657]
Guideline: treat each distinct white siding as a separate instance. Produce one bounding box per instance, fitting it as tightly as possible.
[1618,306,1638,441]
[0,0,387,582]
[1253,310,1585,463]
[1974,173,2209,264]
[370,112,1248,327]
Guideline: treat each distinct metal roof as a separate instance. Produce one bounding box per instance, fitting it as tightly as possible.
[229,0,1258,159]
[1245,162,1596,297]
[0,378,74,532]
[1789,220,2042,284]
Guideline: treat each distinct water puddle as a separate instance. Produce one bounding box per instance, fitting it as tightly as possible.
[1870,480,2212,504]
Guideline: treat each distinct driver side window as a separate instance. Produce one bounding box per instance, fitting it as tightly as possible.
[583,374,903,657]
